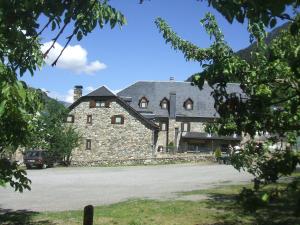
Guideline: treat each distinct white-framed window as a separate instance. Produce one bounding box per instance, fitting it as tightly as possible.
[160,98,169,109]
[186,103,192,110]
[181,122,190,132]
[139,97,148,108]
[96,101,106,108]
[66,115,74,123]
[111,115,124,124]
[184,98,193,110]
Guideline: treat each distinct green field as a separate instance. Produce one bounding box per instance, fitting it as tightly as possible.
[1,173,300,225]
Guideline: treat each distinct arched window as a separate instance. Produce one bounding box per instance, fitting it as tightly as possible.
[139,97,148,108]
[184,98,193,110]
[160,97,169,109]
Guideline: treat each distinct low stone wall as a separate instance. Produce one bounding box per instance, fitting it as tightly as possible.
[70,153,215,167]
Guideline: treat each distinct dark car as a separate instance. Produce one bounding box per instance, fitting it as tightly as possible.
[24,150,54,169]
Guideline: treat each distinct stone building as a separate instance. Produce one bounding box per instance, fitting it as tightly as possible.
[68,80,241,164]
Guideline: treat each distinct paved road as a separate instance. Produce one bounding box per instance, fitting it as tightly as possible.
[0,164,252,212]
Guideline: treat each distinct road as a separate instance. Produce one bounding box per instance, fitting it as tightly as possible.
[0,164,252,212]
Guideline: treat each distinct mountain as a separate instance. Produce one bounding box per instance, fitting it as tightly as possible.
[35,88,71,108]
[186,22,290,82]
[235,22,290,62]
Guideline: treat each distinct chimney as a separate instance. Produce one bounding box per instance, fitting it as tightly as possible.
[74,85,83,102]
[169,76,175,81]
[169,92,176,119]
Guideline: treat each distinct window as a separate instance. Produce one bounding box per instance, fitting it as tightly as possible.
[90,100,110,108]
[66,115,74,123]
[111,115,124,124]
[160,98,169,109]
[181,122,190,132]
[96,101,106,108]
[87,115,92,124]
[160,122,167,131]
[184,98,193,110]
[139,97,148,108]
[86,139,91,150]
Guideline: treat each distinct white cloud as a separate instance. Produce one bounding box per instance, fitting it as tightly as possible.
[45,86,96,104]
[65,89,74,103]
[41,41,107,74]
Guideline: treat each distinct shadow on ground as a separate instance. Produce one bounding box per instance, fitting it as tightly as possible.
[202,175,300,225]
[0,208,54,225]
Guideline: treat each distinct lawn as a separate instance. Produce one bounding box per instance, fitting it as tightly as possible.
[1,173,299,225]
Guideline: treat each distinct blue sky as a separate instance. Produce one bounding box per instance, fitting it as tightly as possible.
[21,0,285,103]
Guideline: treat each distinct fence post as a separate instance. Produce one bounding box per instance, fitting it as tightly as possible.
[83,205,94,225]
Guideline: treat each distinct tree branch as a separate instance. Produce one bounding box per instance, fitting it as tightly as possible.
[43,21,69,58]
[51,27,78,66]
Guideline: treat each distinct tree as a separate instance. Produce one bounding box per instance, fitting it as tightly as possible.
[0,0,126,192]
[27,99,81,166]
[155,2,300,189]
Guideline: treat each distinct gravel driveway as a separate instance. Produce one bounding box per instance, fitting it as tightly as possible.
[0,164,252,211]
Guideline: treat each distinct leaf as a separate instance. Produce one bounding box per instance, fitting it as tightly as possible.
[261,193,269,202]
[0,100,6,117]
[76,31,83,41]
[270,18,277,28]
[51,21,56,31]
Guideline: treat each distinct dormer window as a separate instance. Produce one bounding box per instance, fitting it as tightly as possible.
[160,98,169,109]
[139,97,148,108]
[184,98,193,110]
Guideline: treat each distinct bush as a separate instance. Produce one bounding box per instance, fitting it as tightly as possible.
[214,148,222,158]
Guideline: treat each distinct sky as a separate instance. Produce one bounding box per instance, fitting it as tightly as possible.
[20,0,286,103]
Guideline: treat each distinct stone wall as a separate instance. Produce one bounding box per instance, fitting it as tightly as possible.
[189,122,206,132]
[69,99,155,163]
[155,120,207,152]
[71,153,215,167]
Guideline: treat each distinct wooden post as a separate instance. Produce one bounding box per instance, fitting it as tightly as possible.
[83,205,94,225]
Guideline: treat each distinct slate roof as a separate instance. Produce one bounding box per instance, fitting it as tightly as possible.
[87,86,115,97]
[117,81,242,118]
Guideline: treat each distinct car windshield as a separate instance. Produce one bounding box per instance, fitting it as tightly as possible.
[26,151,41,157]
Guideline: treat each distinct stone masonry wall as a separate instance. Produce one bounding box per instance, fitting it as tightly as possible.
[69,100,154,164]
[155,120,207,153]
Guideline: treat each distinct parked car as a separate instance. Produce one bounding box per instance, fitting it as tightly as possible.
[24,150,54,169]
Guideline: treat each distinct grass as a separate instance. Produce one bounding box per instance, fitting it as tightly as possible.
[1,172,300,225]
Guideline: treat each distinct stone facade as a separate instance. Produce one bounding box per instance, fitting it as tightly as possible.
[155,120,207,152]
[69,99,156,164]
[67,82,242,166]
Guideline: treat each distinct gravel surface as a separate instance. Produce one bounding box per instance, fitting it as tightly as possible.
[0,164,252,211]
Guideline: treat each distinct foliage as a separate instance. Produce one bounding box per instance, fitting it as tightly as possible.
[231,142,300,185]
[0,0,126,191]
[49,125,81,166]
[168,141,174,147]
[27,99,81,166]
[214,148,222,158]
[155,1,300,187]
[0,158,31,192]
[204,0,299,30]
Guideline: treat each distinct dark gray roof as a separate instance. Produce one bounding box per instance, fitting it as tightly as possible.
[87,86,115,97]
[117,81,242,118]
